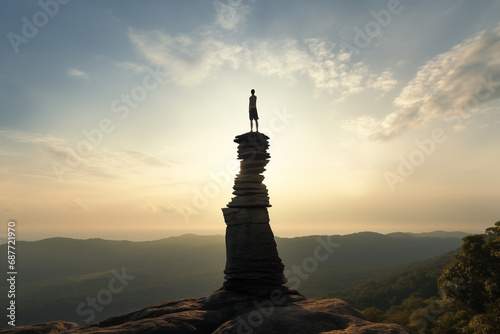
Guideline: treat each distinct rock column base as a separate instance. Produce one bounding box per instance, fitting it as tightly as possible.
[222,207,287,296]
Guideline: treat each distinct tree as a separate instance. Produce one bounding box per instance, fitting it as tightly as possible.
[431,307,468,334]
[435,221,500,333]
[363,306,385,323]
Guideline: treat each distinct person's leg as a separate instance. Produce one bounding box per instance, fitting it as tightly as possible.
[256,120,259,132]
[250,120,253,132]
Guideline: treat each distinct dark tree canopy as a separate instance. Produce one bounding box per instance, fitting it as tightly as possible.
[435,221,500,333]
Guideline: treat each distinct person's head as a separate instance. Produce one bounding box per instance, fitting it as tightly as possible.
[251,89,255,95]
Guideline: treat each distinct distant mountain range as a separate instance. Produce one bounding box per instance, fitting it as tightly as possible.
[0,231,467,327]
[387,231,470,239]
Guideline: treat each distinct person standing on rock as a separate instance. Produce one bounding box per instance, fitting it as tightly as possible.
[249,89,259,132]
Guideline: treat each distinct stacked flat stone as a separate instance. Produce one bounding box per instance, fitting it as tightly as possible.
[227,132,271,208]
[222,132,287,296]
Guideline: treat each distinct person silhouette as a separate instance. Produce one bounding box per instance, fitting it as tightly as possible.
[249,89,259,132]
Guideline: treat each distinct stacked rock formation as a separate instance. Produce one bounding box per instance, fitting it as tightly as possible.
[222,132,287,296]
[227,132,271,208]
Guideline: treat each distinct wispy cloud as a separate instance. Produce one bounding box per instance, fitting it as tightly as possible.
[126,199,184,214]
[213,0,251,31]
[45,143,180,181]
[114,61,148,73]
[124,0,396,98]
[250,38,397,99]
[347,24,500,140]
[128,28,244,86]
[122,150,176,168]
[0,130,181,182]
[67,68,90,80]
[128,31,396,99]
[0,130,66,145]
[65,195,89,212]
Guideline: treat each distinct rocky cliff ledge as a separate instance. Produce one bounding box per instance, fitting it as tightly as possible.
[3,289,410,334]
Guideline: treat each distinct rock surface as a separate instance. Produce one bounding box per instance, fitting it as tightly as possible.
[2,289,411,334]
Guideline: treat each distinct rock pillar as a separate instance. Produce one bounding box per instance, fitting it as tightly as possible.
[222,132,287,296]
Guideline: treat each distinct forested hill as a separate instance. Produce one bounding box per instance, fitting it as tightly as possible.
[325,222,500,333]
[0,231,463,326]
[321,249,458,310]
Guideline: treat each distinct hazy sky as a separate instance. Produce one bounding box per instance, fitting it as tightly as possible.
[1,0,500,241]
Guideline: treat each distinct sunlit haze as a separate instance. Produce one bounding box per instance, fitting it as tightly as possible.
[1,0,500,241]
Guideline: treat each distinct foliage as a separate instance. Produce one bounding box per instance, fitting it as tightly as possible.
[434,220,500,333]
[359,220,500,334]
[322,250,456,310]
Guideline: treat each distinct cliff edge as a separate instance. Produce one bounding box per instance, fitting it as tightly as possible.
[3,289,410,333]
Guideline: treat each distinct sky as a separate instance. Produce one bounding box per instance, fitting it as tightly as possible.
[1,0,500,241]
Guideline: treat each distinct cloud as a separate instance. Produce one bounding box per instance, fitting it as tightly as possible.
[251,38,397,98]
[122,150,178,168]
[0,130,179,182]
[114,61,148,73]
[65,195,89,212]
[369,69,397,92]
[0,149,18,156]
[157,202,184,214]
[124,0,396,97]
[213,0,251,31]
[128,31,396,98]
[67,68,90,80]
[46,144,179,181]
[128,28,244,86]
[126,200,184,214]
[347,24,500,140]
[127,199,157,213]
[0,130,66,145]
